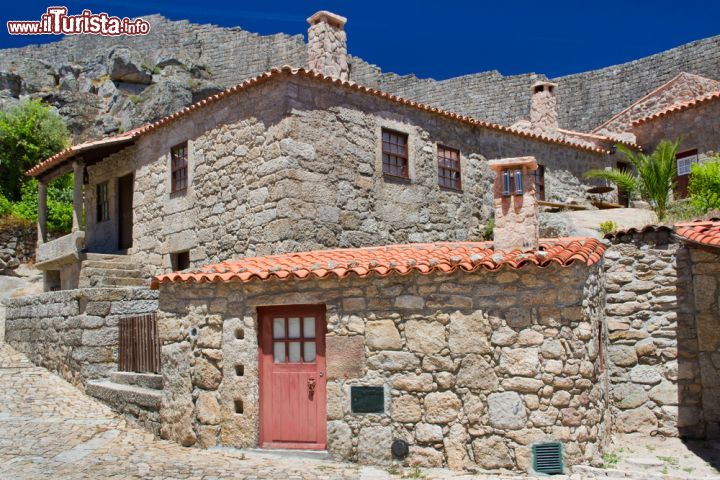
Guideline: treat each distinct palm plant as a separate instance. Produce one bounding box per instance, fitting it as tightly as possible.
[585,139,680,220]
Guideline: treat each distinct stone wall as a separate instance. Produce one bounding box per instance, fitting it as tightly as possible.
[82,74,614,278]
[3,287,159,389]
[603,230,700,437]
[156,262,608,471]
[0,224,36,273]
[690,247,720,439]
[631,98,720,156]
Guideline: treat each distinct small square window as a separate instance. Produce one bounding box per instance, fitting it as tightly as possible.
[676,149,699,177]
[437,145,461,190]
[171,142,188,193]
[96,182,109,222]
[381,129,409,179]
[171,251,190,271]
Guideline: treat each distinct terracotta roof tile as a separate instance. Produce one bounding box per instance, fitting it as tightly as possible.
[675,220,720,248]
[632,90,720,126]
[29,66,625,178]
[604,224,674,241]
[151,238,606,289]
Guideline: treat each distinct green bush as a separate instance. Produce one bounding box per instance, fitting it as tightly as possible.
[665,199,707,223]
[599,220,618,235]
[689,158,720,213]
[0,192,11,217]
[0,99,69,200]
[9,175,74,233]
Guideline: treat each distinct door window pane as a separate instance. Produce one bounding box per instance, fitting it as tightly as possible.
[273,318,285,339]
[303,341,316,362]
[288,342,301,362]
[303,317,316,338]
[273,342,285,363]
[288,317,301,338]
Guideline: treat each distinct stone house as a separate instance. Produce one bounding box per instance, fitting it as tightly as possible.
[149,161,610,470]
[25,10,626,291]
[593,72,720,198]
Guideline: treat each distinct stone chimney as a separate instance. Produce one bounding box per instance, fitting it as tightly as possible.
[307,10,349,81]
[529,81,559,133]
[488,156,539,252]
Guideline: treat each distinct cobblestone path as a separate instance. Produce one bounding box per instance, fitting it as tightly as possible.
[0,344,537,480]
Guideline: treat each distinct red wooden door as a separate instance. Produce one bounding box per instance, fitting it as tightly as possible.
[259,305,326,450]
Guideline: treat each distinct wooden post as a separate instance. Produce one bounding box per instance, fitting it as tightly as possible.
[72,161,84,232]
[37,180,48,246]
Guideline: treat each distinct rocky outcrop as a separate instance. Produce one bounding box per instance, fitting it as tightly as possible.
[0,15,718,142]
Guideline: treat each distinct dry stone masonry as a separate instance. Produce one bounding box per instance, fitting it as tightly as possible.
[156,262,608,471]
[4,287,158,389]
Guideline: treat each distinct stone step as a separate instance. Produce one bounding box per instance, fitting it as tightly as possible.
[110,371,163,390]
[97,277,148,287]
[82,260,141,270]
[85,253,128,259]
[86,379,161,411]
[81,267,144,279]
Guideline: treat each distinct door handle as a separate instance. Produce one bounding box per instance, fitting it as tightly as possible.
[308,377,316,397]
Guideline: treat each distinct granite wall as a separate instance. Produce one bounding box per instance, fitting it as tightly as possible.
[3,287,159,389]
[603,229,718,439]
[156,261,608,472]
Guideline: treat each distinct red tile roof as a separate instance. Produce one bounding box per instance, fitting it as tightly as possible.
[632,90,720,126]
[151,238,606,288]
[29,66,626,177]
[675,220,720,248]
[604,224,674,241]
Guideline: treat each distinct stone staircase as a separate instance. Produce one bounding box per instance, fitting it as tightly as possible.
[78,253,147,288]
[86,371,163,435]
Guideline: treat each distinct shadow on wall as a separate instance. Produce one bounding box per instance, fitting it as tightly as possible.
[604,229,719,455]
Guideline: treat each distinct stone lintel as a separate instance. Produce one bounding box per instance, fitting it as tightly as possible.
[307,10,347,29]
[488,156,537,172]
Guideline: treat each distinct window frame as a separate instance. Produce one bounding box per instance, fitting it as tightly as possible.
[96,181,109,223]
[437,144,462,191]
[676,149,699,177]
[170,142,189,194]
[381,128,410,180]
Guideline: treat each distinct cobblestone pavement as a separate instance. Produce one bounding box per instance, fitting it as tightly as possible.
[0,344,544,480]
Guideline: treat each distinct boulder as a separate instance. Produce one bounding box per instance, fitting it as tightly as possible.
[488,391,527,430]
[108,47,153,84]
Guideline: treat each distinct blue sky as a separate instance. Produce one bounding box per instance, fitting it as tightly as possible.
[2,1,719,79]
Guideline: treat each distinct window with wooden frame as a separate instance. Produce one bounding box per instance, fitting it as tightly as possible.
[381,129,409,179]
[675,149,699,199]
[96,181,109,222]
[170,142,188,193]
[437,145,462,190]
[534,164,545,201]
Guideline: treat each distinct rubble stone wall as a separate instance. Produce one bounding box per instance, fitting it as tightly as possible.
[603,230,701,437]
[0,224,36,273]
[690,247,720,439]
[157,262,608,471]
[3,287,159,389]
[632,99,720,156]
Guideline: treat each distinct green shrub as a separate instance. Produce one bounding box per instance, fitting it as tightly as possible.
[0,192,11,217]
[599,220,618,235]
[0,98,69,200]
[10,175,74,233]
[689,158,720,213]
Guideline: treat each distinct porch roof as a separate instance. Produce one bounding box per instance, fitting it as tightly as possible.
[151,238,606,289]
